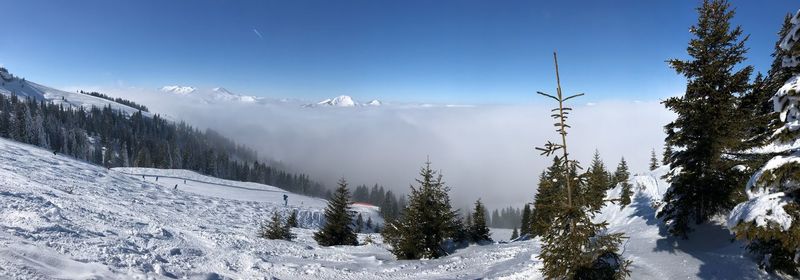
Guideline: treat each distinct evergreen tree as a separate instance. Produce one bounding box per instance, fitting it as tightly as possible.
[511,227,519,240]
[615,158,633,207]
[530,162,566,237]
[728,10,800,276]
[520,204,532,237]
[287,210,298,228]
[535,52,630,279]
[491,209,500,228]
[649,149,659,171]
[469,199,492,243]
[314,179,358,246]
[381,160,459,259]
[662,143,673,166]
[659,0,753,238]
[740,14,794,150]
[259,211,293,241]
[584,150,610,211]
[366,216,373,230]
[355,213,364,233]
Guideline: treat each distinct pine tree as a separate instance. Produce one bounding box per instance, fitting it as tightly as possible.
[355,213,364,233]
[530,161,567,237]
[511,227,519,240]
[491,209,500,228]
[366,216,373,230]
[659,0,753,238]
[615,158,633,207]
[662,143,673,166]
[584,150,610,211]
[535,52,630,279]
[314,178,358,246]
[520,204,532,237]
[740,14,794,150]
[259,211,293,241]
[469,199,492,243]
[381,160,459,259]
[287,210,298,228]
[649,149,659,171]
[728,10,800,276]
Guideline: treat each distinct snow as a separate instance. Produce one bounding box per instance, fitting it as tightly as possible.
[0,74,149,117]
[727,141,800,232]
[728,192,793,231]
[0,138,772,279]
[367,100,383,106]
[727,8,800,236]
[160,85,260,104]
[772,75,800,132]
[318,95,357,107]
[159,85,196,95]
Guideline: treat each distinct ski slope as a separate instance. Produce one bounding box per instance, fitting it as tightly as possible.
[0,137,775,279]
[0,70,148,116]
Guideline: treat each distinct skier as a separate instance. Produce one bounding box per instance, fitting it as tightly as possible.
[283,194,288,206]
[142,175,145,180]
[174,184,178,190]
[156,176,159,181]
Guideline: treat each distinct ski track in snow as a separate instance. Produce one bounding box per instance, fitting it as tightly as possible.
[0,138,777,279]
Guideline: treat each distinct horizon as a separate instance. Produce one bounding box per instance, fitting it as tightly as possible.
[1,0,796,104]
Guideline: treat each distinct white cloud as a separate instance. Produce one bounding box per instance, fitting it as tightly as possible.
[103,87,674,210]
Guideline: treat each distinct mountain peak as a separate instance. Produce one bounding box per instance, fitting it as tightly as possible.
[318,95,356,107]
[212,87,233,95]
[160,86,196,95]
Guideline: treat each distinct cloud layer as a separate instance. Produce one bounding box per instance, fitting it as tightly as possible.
[109,88,674,210]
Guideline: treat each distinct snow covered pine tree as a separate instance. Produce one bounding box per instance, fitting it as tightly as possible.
[728,9,800,276]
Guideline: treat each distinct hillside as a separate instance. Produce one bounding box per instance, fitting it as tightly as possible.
[0,69,148,116]
[0,136,774,279]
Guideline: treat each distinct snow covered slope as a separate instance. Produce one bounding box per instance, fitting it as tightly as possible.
[0,137,538,279]
[0,69,148,116]
[0,136,774,279]
[596,166,770,279]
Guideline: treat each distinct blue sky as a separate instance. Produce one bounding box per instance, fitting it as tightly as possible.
[0,0,796,104]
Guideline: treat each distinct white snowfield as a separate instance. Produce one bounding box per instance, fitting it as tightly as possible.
[0,138,773,279]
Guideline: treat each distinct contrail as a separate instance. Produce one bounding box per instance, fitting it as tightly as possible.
[253,28,264,39]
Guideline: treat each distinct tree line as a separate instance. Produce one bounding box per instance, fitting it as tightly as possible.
[351,184,406,222]
[77,90,150,112]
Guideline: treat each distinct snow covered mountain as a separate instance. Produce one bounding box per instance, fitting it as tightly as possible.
[160,85,260,103]
[317,95,357,107]
[159,85,196,95]
[0,68,149,116]
[312,95,383,107]
[0,136,770,279]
